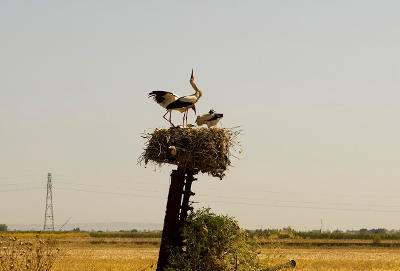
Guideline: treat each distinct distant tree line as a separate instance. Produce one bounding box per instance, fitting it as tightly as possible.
[359,228,389,234]
[90,231,161,238]
[249,227,400,240]
[0,224,7,232]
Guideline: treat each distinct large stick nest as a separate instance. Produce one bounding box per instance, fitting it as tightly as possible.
[138,127,241,179]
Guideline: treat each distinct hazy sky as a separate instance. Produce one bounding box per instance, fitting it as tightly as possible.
[1,1,400,231]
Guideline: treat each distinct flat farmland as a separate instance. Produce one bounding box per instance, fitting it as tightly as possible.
[53,245,400,271]
[3,233,400,270]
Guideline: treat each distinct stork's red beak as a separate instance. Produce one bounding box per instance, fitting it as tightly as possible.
[192,105,196,114]
[190,68,194,81]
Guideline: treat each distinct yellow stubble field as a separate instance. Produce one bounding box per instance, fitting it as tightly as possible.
[52,246,400,271]
[52,243,400,271]
[3,233,400,271]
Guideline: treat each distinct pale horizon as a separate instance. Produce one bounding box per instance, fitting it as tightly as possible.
[1,1,400,231]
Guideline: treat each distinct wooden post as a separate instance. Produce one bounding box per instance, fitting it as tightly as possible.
[156,167,186,271]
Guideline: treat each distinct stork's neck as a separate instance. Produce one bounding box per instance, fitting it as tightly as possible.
[195,89,202,99]
[190,80,202,99]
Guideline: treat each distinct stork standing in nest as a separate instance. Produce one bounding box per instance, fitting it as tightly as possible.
[196,109,224,128]
[149,69,202,127]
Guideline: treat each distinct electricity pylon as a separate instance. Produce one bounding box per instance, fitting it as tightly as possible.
[43,172,55,231]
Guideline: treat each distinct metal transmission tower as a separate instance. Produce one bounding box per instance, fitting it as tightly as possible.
[43,173,55,231]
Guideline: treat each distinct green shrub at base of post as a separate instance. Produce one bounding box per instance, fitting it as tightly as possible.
[165,208,260,271]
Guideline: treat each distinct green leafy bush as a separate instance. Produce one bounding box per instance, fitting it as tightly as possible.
[373,235,382,244]
[166,208,260,271]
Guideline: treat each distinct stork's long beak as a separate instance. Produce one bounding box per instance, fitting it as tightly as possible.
[190,68,194,81]
[192,105,196,114]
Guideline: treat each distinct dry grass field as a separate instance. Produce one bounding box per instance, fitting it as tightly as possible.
[261,247,400,271]
[52,246,400,271]
[3,233,400,271]
[53,246,158,271]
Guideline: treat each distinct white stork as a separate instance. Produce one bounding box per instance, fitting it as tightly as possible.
[166,69,202,127]
[196,109,224,128]
[149,69,202,127]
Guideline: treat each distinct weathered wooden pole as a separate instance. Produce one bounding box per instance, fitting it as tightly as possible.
[156,167,198,271]
[156,166,186,271]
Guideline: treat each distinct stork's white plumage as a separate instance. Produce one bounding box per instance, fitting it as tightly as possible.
[149,69,202,127]
[196,109,224,128]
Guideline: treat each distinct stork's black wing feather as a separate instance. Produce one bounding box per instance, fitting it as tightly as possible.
[208,113,223,121]
[148,91,173,98]
[166,99,193,110]
[148,91,177,104]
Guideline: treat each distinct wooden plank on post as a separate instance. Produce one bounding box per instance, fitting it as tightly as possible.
[180,171,195,224]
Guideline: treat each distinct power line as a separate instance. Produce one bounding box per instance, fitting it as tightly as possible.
[198,199,400,213]
[54,186,400,213]
[3,177,400,214]
[0,180,43,186]
[56,187,165,199]
[0,187,44,192]
[55,180,163,193]
[195,193,400,209]
[3,174,399,201]
[51,178,400,208]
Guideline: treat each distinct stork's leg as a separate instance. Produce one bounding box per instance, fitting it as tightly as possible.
[182,111,186,127]
[163,111,169,122]
[185,109,189,125]
[168,112,175,127]
[164,111,174,127]
[185,110,188,127]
